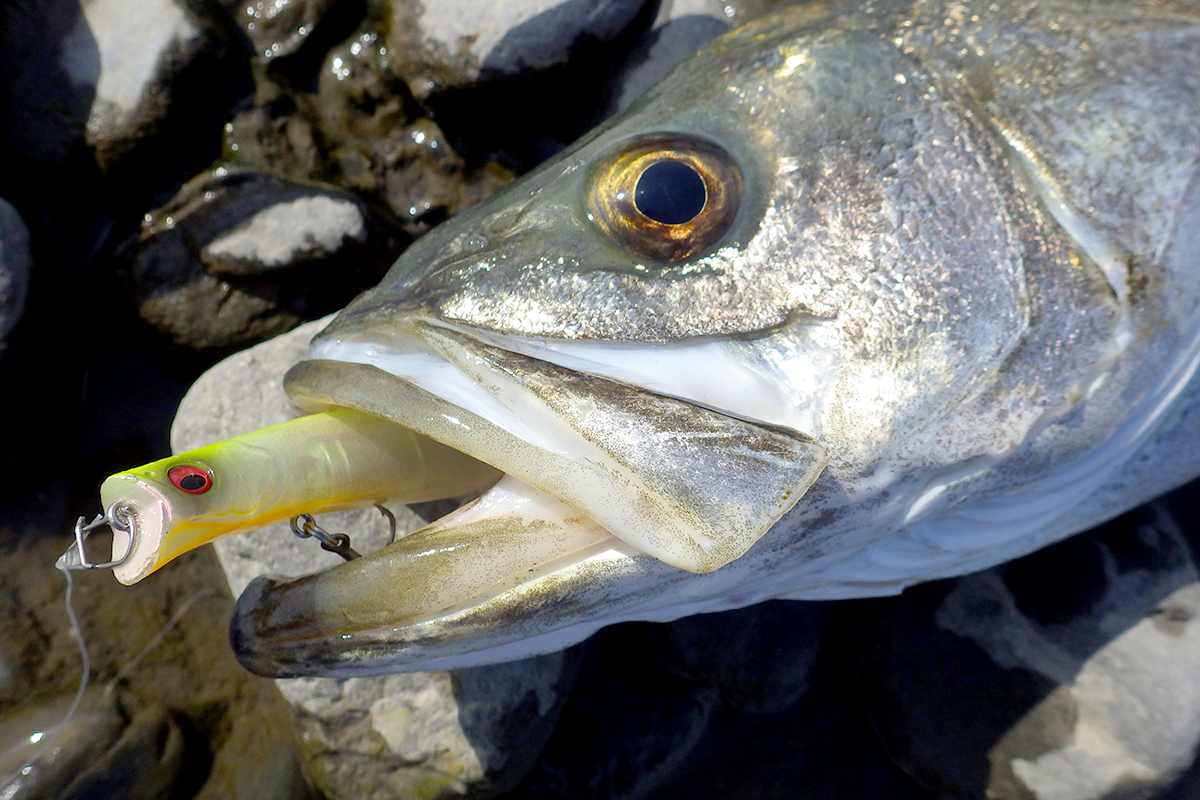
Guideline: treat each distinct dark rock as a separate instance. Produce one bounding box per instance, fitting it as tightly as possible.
[0,199,32,356]
[646,600,832,713]
[512,627,720,800]
[452,652,585,794]
[645,659,935,800]
[615,1,731,109]
[850,503,1200,800]
[119,170,405,352]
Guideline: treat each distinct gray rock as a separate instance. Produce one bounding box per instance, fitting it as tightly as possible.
[614,0,778,108]
[121,170,405,352]
[615,0,731,109]
[172,319,578,799]
[384,0,649,97]
[0,200,32,354]
[0,0,248,197]
[852,503,1200,800]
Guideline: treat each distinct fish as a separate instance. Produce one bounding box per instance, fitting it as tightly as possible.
[107,0,1200,677]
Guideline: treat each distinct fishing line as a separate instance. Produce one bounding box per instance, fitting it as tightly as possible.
[0,562,91,798]
[104,587,218,695]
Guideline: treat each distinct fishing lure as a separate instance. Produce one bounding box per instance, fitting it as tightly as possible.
[62,409,500,585]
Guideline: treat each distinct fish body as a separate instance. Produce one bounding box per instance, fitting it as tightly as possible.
[119,0,1200,675]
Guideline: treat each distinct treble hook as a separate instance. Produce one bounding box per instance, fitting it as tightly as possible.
[289,505,397,562]
[58,504,137,571]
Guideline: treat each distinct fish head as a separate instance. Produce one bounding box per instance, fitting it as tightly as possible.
[229,4,1119,677]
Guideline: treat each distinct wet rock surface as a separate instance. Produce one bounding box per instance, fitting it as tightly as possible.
[4,0,1200,798]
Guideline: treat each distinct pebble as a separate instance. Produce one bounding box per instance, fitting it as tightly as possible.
[0,199,32,357]
[850,503,1200,800]
[120,171,405,351]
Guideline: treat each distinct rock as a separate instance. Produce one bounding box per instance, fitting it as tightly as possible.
[850,503,1200,800]
[0,0,249,202]
[0,199,32,356]
[613,0,778,108]
[230,0,360,69]
[277,652,581,800]
[511,627,720,800]
[631,652,935,800]
[172,319,579,798]
[0,690,185,800]
[386,0,650,97]
[614,0,732,109]
[120,170,405,352]
[645,599,831,713]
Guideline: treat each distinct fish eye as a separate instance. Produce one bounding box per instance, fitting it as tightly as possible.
[586,133,742,263]
[168,464,213,494]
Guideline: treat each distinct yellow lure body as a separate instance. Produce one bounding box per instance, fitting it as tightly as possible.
[100,409,501,585]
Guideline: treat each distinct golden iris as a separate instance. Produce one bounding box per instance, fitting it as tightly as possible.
[587,134,742,263]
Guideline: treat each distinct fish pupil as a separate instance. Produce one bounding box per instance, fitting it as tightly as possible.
[634,160,706,225]
[180,474,207,491]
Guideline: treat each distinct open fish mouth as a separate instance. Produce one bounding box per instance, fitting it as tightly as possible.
[229,316,827,676]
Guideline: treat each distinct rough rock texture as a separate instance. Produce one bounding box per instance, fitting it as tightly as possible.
[172,318,581,799]
[851,504,1200,800]
[120,171,405,352]
[0,199,31,353]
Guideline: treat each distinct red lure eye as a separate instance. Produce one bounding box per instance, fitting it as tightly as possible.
[168,465,213,494]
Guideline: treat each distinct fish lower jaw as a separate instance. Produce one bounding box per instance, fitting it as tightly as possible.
[229,474,639,677]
